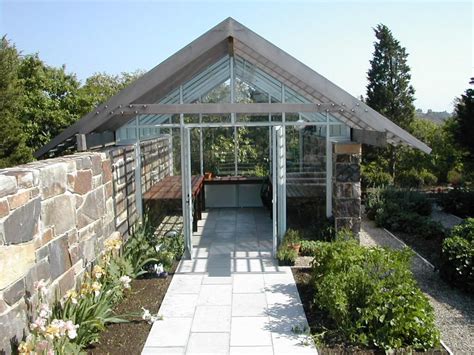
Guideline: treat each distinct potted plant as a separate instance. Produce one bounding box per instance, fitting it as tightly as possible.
[284,229,302,253]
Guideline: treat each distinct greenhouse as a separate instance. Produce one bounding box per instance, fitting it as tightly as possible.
[36,17,430,259]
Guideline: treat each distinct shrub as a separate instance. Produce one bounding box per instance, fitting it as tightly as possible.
[439,187,474,218]
[311,237,440,350]
[440,218,474,293]
[395,168,438,188]
[276,247,298,265]
[276,229,302,265]
[447,169,463,186]
[366,187,445,240]
[300,240,319,256]
[361,161,393,188]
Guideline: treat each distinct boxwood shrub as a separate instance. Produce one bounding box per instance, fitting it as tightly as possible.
[310,237,440,351]
[440,218,474,293]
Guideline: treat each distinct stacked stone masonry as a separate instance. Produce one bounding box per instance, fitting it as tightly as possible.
[0,136,171,354]
[332,142,362,237]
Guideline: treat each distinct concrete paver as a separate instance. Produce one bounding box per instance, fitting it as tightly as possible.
[142,208,317,355]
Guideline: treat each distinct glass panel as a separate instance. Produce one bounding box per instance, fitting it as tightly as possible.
[286,127,328,239]
[201,126,234,176]
[201,79,231,103]
[201,114,231,124]
[237,126,269,176]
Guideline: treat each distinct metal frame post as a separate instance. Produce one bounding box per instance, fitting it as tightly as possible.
[272,126,278,256]
[326,111,333,218]
[281,85,286,233]
[134,117,143,221]
[230,56,238,176]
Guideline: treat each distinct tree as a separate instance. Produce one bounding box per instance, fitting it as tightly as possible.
[364,24,416,177]
[78,71,144,114]
[453,79,474,159]
[17,55,84,152]
[366,24,416,130]
[0,36,33,167]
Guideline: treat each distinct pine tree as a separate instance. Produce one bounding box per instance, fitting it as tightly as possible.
[366,24,416,130]
[0,36,33,167]
[453,79,474,159]
[365,24,416,177]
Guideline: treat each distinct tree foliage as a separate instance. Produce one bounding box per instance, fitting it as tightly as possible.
[17,55,84,152]
[366,24,415,130]
[0,36,33,167]
[453,79,474,159]
[0,35,144,167]
[363,24,422,184]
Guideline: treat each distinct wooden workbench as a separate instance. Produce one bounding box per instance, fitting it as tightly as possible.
[143,175,205,231]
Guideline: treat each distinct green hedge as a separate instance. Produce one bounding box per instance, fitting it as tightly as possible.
[440,218,474,293]
[439,188,474,218]
[310,237,440,351]
[366,188,445,240]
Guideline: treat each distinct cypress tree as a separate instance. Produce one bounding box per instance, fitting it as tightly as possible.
[453,79,474,159]
[365,24,416,177]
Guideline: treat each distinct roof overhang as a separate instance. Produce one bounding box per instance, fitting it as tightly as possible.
[35,17,430,158]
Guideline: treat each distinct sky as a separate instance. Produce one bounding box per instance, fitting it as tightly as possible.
[0,1,472,112]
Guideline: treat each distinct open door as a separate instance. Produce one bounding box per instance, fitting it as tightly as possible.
[272,126,286,256]
[181,127,193,259]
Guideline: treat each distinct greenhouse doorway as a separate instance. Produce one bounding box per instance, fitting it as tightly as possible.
[180,123,289,260]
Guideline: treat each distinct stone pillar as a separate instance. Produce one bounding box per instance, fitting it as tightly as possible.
[332,142,361,238]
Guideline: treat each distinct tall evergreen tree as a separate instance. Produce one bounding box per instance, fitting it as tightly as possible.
[365,24,416,177]
[453,79,474,159]
[366,24,416,130]
[0,36,33,167]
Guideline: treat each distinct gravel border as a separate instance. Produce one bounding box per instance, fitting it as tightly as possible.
[360,217,474,354]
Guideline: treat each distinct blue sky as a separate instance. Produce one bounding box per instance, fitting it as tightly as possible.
[0,1,472,112]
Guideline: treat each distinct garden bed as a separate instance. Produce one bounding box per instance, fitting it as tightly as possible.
[88,262,178,354]
[292,268,447,355]
[390,231,443,267]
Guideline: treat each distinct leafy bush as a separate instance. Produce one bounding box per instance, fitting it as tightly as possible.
[311,236,440,350]
[300,240,319,256]
[276,229,302,265]
[439,187,474,218]
[366,188,445,240]
[440,218,474,293]
[361,161,393,188]
[447,169,463,186]
[276,247,298,265]
[395,168,438,188]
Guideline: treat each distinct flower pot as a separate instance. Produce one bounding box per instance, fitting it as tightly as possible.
[204,172,213,180]
[290,243,301,254]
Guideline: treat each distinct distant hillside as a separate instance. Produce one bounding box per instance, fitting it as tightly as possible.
[415,109,452,124]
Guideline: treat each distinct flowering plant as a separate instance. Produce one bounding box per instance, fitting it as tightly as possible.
[17,280,82,355]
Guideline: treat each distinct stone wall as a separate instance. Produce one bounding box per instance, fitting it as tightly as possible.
[0,135,171,354]
[332,142,362,237]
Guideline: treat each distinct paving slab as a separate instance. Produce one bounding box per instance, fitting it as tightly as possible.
[142,208,317,354]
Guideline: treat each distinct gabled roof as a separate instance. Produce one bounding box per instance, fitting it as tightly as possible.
[35,17,430,158]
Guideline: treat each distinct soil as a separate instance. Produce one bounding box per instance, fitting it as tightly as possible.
[394,232,444,268]
[87,262,178,355]
[292,268,447,355]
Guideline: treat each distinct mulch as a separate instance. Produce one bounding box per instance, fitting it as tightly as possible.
[87,262,178,355]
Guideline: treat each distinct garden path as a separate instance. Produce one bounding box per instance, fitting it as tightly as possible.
[142,208,317,355]
[360,217,474,354]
